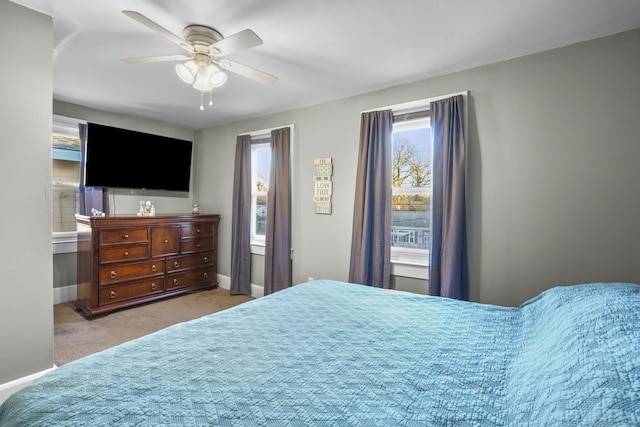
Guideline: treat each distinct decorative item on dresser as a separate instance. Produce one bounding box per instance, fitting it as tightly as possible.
[75,214,219,320]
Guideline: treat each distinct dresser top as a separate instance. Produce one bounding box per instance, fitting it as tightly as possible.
[76,214,220,228]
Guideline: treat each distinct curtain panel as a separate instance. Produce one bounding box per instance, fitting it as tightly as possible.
[78,123,108,216]
[230,135,253,295]
[348,110,393,288]
[264,127,292,296]
[429,95,469,300]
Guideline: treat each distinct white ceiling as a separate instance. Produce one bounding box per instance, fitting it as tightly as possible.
[11,0,640,131]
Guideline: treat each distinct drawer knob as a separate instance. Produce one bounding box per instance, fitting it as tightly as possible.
[109,271,116,279]
[123,251,129,257]
[110,290,116,299]
[163,239,169,244]
[123,234,129,239]
[196,228,201,234]
[196,243,201,248]
[151,283,157,291]
[174,278,179,286]
[151,265,157,272]
[174,261,179,268]
[204,272,209,279]
[203,256,209,263]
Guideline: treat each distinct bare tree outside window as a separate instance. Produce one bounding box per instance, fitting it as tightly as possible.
[391,124,431,249]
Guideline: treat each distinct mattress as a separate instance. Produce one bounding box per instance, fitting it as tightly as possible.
[1,279,639,426]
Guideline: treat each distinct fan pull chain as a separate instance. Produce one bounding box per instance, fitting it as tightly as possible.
[209,91,213,106]
[200,91,204,111]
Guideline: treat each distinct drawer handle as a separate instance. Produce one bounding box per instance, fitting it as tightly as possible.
[110,290,116,299]
[109,271,116,279]
[196,243,201,248]
[163,239,169,244]
[174,261,179,268]
[196,228,201,234]
[204,272,209,279]
[151,283,157,291]
[174,278,179,286]
[123,234,129,239]
[151,265,157,272]
[203,256,209,263]
[123,251,129,257]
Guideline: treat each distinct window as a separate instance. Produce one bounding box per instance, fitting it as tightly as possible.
[52,119,81,234]
[251,140,271,248]
[391,112,431,270]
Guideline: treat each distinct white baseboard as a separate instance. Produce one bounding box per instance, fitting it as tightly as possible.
[217,274,263,298]
[0,365,57,405]
[54,284,77,304]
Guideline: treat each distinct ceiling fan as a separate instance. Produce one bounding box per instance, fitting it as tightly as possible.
[121,10,277,109]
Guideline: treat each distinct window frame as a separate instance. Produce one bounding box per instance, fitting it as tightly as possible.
[389,103,432,279]
[250,141,270,253]
[51,116,83,251]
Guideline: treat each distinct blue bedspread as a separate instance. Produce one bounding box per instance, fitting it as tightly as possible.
[1,280,639,426]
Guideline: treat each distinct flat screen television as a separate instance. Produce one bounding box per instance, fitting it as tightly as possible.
[85,123,193,192]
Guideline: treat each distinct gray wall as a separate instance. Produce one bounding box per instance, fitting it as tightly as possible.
[194,28,640,307]
[0,1,54,384]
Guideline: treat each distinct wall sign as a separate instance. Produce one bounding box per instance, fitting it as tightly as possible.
[314,157,333,214]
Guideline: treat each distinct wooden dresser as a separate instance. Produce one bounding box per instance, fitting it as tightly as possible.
[76,214,219,319]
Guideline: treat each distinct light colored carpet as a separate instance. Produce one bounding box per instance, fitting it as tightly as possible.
[54,288,253,366]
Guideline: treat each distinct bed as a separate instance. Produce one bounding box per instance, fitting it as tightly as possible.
[1,279,639,426]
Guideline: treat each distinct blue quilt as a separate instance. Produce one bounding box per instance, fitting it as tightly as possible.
[1,280,639,426]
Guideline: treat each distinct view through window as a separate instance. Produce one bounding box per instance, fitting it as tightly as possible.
[251,141,271,244]
[52,133,81,233]
[391,116,431,251]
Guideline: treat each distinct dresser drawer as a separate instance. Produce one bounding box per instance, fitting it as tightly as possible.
[167,251,215,273]
[151,226,180,257]
[166,267,214,290]
[99,259,164,285]
[181,223,214,238]
[100,228,148,245]
[181,237,214,254]
[99,279,164,306]
[100,244,149,264]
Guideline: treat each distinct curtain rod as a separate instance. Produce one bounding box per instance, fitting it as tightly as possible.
[361,90,469,114]
[238,124,294,137]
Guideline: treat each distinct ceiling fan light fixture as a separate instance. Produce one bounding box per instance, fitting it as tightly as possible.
[192,67,215,92]
[208,66,227,88]
[175,60,198,84]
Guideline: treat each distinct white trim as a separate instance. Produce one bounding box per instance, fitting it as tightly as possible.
[391,262,428,280]
[52,115,82,138]
[52,231,78,254]
[362,91,469,114]
[250,243,265,255]
[217,274,263,298]
[54,284,77,304]
[239,124,294,137]
[0,365,57,405]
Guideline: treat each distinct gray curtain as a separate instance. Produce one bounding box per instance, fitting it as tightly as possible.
[429,95,469,300]
[78,123,108,216]
[264,127,292,295]
[230,135,253,295]
[348,110,393,288]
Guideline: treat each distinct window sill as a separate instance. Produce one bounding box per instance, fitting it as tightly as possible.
[391,247,428,280]
[52,231,78,254]
[251,242,265,255]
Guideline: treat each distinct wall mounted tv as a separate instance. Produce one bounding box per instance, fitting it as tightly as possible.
[85,123,193,192]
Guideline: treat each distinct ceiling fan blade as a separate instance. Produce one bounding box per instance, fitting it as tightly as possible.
[210,29,263,57]
[122,55,191,64]
[216,59,278,85]
[122,10,189,50]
